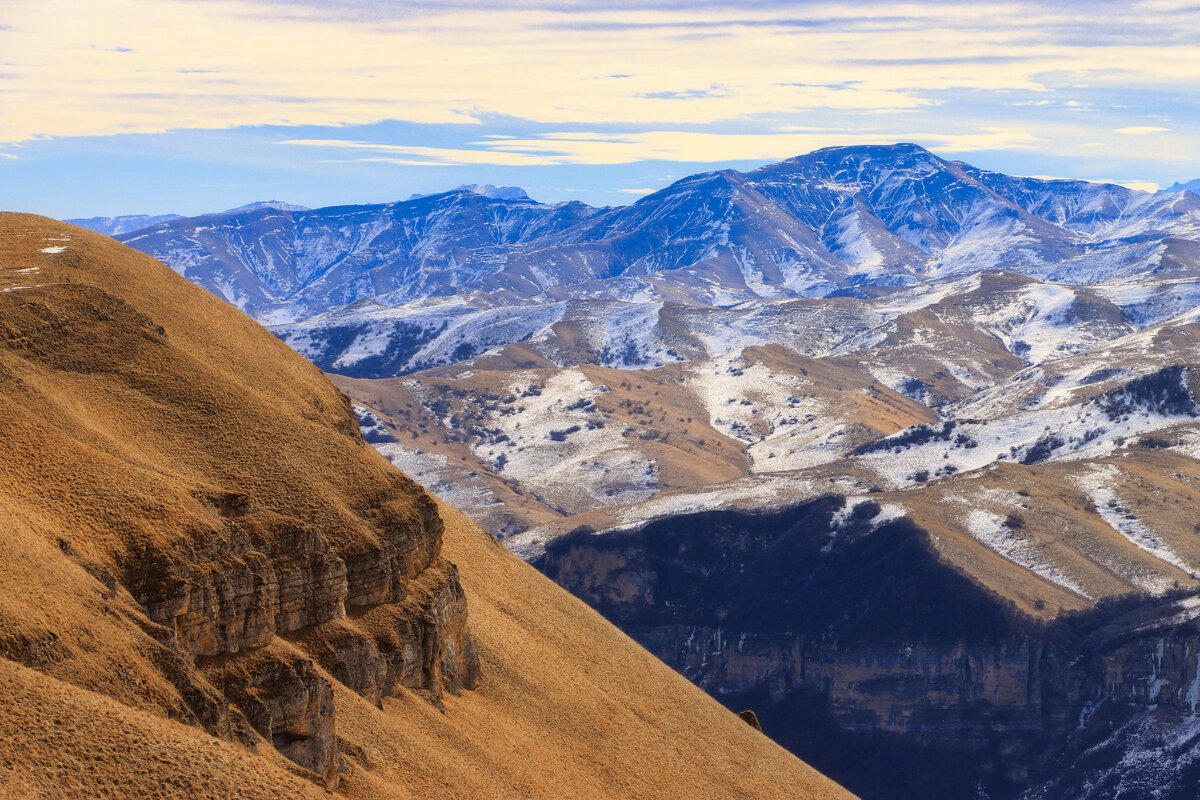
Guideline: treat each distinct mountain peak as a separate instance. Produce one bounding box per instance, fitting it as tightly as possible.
[407,184,530,202]
[454,183,529,200]
[791,141,936,162]
[1164,178,1200,194]
[220,200,310,215]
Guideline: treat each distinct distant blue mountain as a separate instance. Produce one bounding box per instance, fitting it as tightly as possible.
[65,213,185,237]
[64,201,310,237]
[217,200,311,215]
[407,184,529,202]
[111,144,1200,322]
[1164,179,1200,194]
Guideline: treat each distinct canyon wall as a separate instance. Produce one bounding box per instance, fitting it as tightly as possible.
[535,500,1200,799]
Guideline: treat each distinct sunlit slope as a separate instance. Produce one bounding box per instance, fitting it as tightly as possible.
[333,501,855,800]
[0,213,851,799]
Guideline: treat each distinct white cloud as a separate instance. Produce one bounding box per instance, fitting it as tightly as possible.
[1,0,1199,147]
[1113,181,1161,191]
[283,127,1043,166]
[1104,180,1161,192]
[1115,126,1171,135]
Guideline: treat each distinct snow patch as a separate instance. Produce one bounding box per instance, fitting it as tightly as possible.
[1072,464,1197,578]
[963,507,1090,597]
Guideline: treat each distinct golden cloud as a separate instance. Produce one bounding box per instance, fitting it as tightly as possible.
[1,0,1198,151]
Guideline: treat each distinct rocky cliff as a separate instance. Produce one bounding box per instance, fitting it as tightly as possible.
[534,498,1200,799]
[0,213,851,800]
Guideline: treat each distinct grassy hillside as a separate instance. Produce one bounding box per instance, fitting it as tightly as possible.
[0,213,852,800]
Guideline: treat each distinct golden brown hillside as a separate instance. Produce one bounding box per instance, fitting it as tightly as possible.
[337,340,933,537]
[0,213,852,799]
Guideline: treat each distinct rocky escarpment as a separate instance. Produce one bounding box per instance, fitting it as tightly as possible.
[209,648,339,784]
[0,215,484,792]
[0,216,860,800]
[534,500,1200,799]
[128,488,443,657]
[300,560,479,708]
[115,485,479,787]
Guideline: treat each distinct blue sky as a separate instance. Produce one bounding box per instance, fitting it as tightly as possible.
[1,0,1198,217]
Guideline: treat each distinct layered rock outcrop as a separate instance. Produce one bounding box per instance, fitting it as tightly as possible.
[0,215,480,789]
[129,490,444,658]
[121,487,479,785]
[212,651,339,785]
[302,561,480,708]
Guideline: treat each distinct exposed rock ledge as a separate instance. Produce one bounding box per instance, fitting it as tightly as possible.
[120,487,479,787]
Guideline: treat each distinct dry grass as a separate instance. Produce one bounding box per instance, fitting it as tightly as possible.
[0,659,325,800]
[323,500,855,799]
[884,452,1200,617]
[0,214,854,798]
[342,338,933,536]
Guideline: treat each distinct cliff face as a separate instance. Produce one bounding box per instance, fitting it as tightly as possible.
[0,214,477,789]
[131,492,440,657]
[535,499,1200,799]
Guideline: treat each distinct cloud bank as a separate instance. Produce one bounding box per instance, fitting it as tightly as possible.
[2,0,1197,157]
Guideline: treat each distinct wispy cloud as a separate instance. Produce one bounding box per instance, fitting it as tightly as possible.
[1115,125,1171,134]
[2,0,1199,148]
[283,127,1044,166]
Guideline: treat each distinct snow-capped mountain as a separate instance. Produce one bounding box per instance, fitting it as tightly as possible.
[115,189,604,321]
[111,144,1200,324]
[63,144,1200,800]
[64,201,310,238]
[218,200,310,214]
[75,143,1200,581]
[65,212,185,236]
[408,184,529,201]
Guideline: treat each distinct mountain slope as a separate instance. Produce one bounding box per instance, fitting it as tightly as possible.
[338,498,853,799]
[0,214,851,800]
[334,343,933,535]
[63,212,186,236]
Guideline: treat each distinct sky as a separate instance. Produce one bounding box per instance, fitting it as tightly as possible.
[1,0,1198,218]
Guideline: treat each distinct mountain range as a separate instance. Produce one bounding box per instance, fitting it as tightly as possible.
[65,201,309,237]
[107,143,1200,326]
[46,144,1200,798]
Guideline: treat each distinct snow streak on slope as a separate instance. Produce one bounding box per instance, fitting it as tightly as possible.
[416,368,661,514]
[852,366,1199,488]
[1072,464,1198,579]
[962,506,1090,598]
[685,353,848,472]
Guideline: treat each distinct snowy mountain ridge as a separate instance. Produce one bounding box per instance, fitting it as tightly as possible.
[109,144,1200,323]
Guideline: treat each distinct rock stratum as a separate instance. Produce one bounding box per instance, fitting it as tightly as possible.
[0,214,851,800]
[532,500,1200,800]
